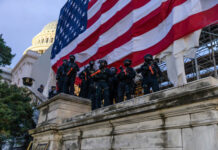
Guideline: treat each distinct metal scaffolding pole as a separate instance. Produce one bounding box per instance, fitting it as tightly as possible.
[212,45,217,78]
[194,54,200,80]
[209,26,218,78]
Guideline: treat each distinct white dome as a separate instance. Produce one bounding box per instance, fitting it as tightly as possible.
[42,21,57,32]
[24,21,57,55]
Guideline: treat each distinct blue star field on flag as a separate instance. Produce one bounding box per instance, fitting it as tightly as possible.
[51,0,89,59]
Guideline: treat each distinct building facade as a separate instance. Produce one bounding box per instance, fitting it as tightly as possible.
[11,50,40,87]
[0,67,12,83]
[11,21,57,89]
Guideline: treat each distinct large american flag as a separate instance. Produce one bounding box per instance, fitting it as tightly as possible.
[51,0,217,73]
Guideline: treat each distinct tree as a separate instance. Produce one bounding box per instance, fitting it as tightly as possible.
[0,34,14,67]
[0,82,36,149]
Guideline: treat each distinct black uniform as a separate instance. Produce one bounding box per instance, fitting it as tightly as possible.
[48,86,57,99]
[137,54,162,95]
[64,55,80,95]
[79,68,89,98]
[92,60,110,109]
[86,62,97,110]
[108,67,118,104]
[56,60,68,93]
[37,85,44,94]
[117,59,136,102]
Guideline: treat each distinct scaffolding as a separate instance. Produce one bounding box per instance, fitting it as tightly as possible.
[135,24,218,96]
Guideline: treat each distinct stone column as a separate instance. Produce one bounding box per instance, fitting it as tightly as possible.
[30,93,91,149]
[37,93,91,126]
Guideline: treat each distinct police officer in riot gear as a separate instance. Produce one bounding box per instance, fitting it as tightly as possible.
[86,61,96,95]
[65,55,80,95]
[91,60,110,109]
[109,67,118,104]
[137,54,162,95]
[85,60,97,109]
[117,59,136,102]
[79,66,89,98]
[56,59,68,93]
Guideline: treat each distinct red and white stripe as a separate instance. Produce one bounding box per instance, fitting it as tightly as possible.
[51,0,218,72]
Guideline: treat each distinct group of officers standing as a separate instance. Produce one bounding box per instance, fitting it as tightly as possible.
[56,54,162,110]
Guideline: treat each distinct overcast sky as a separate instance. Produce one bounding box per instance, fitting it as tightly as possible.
[0,0,67,68]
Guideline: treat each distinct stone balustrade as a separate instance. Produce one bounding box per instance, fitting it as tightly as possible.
[29,77,218,150]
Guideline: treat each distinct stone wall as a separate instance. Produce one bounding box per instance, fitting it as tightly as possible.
[30,77,218,150]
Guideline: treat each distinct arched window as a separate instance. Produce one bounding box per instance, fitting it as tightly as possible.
[51,38,54,43]
[42,39,44,43]
[46,38,49,43]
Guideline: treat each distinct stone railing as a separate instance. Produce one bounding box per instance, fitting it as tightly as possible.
[29,77,218,150]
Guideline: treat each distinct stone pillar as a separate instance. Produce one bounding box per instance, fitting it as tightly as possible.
[30,94,91,149]
[30,126,62,150]
[37,93,91,126]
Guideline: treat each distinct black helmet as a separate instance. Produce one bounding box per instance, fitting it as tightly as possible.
[124,59,132,67]
[99,59,107,65]
[63,59,68,62]
[144,54,153,62]
[89,60,95,66]
[63,59,68,65]
[69,55,75,61]
[99,59,107,69]
[110,67,117,74]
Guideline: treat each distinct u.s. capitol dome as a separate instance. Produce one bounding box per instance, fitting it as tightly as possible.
[24,21,57,55]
